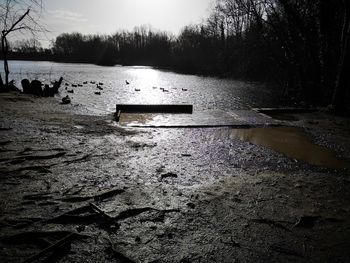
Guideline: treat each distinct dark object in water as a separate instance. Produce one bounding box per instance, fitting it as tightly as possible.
[125,80,130,85]
[62,95,71,104]
[83,81,88,84]
[135,88,141,91]
[98,82,103,85]
[96,85,103,90]
[67,90,74,93]
[94,91,101,95]
[182,88,187,91]
[72,84,77,87]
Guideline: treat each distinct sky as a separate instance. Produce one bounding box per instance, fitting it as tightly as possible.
[34,0,214,47]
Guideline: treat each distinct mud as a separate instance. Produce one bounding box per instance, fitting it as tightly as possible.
[1,92,350,262]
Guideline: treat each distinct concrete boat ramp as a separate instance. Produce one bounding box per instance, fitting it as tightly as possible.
[118,109,281,128]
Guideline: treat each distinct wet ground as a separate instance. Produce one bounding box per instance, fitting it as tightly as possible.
[1,92,350,262]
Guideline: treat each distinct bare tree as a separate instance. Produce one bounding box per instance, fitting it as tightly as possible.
[0,0,43,89]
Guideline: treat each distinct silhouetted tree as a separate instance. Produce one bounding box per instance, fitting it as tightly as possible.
[0,0,43,90]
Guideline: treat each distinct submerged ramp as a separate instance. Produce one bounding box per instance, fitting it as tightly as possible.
[117,110,279,128]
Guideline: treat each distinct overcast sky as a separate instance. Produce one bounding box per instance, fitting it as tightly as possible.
[35,0,213,47]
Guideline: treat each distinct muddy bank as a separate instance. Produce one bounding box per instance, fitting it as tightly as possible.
[1,92,350,262]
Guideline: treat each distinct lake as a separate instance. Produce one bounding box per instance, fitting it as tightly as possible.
[1,60,282,115]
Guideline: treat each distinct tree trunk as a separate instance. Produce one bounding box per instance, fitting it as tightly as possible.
[332,2,350,113]
[1,34,10,87]
[0,73,4,91]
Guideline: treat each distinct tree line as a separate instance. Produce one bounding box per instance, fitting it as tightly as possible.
[2,0,350,111]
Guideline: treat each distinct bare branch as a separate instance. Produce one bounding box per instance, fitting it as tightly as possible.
[2,8,30,37]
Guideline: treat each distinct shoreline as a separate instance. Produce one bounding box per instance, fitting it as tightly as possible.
[1,91,350,262]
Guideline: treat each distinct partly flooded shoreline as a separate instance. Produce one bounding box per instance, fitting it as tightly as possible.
[1,91,350,262]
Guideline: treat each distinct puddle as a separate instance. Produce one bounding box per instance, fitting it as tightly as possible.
[224,127,346,169]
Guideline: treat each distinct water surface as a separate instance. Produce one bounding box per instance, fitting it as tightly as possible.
[2,60,281,114]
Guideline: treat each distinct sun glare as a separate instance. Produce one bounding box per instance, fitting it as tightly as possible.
[128,67,163,104]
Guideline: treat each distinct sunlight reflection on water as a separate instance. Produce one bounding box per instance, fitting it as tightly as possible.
[127,68,163,104]
[3,61,282,115]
